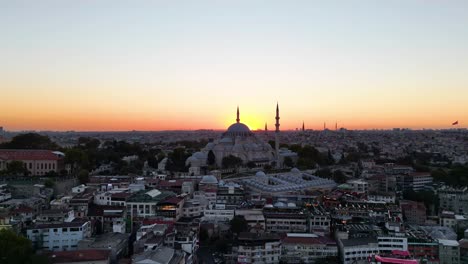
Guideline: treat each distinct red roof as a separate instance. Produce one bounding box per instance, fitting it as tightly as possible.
[12,206,34,214]
[0,149,62,161]
[48,249,110,263]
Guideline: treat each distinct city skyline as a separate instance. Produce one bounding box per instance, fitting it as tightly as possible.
[2,1,468,131]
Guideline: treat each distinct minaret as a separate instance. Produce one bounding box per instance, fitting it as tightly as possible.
[236,106,240,123]
[323,122,326,131]
[275,103,280,169]
[335,121,338,131]
[265,123,268,132]
[302,121,305,132]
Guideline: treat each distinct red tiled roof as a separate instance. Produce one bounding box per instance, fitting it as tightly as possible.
[0,149,62,161]
[12,206,34,214]
[48,249,110,263]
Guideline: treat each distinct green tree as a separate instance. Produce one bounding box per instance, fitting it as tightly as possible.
[207,150,216,166]
[0,133,59,150]
[332,170,347,184]
[283,156,294,168]
[222,155,243,169]
[165,148,190,172]
[77,169,90,184]
[0,229,50,264]
[229,215,249,234]
[44,178,55,188]
[64,148,90,171]
[5,161,28,176]
[199,227,209,243]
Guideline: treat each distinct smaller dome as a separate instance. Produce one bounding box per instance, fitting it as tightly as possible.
[220,137,232,144]
[264,204,274,208]
[287,202,296,208]
[193,152,205,159]
[256,171,266,177]
[274,202,285,208]
[291,168,300,173]
[200,175,218,184]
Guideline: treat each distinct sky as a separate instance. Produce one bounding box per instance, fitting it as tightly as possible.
[1,0,468,131]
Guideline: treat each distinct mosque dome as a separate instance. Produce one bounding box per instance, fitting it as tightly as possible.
[227,123,250,133]
[291,168,300,173]
[193,152,205,159]
[200,175,218,185]
[256,171,266,177]
[274,202,286,208]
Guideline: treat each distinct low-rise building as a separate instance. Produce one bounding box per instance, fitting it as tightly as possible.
[46,249,111,264]
[281,233,338,263]
[236,232,281,264]
[438,239,460,264]
[0,149,65,176]
[338,237,379,264]
[401,200,426,225]
[27,220,91,251]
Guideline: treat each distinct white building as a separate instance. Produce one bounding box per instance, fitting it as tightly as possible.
[27,221,91,251]
[202,203,234,222]
[281,233,338,263]
[347,179,369,194]
[377,236,408,253]
[439,239,460,264]
[339,238,379,264]
[237,233,281,264]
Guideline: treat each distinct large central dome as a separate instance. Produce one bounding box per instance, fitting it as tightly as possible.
[224,122,252,137]
[227,123,250,133]
[222,106,253,137]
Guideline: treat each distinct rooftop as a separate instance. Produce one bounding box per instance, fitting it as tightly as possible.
[47,249,110,263]
[0,149,63,161]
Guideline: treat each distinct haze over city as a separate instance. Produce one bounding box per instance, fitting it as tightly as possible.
[2,1,468,131]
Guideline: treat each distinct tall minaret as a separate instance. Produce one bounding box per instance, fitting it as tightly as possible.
[236,106,240,123]
[265,123,268,132]
[302,121,305,132]
[275,103,280,169]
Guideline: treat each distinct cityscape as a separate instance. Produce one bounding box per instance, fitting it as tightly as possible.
[1,1,468,264]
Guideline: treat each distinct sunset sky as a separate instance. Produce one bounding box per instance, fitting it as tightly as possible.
[1,1,468,131]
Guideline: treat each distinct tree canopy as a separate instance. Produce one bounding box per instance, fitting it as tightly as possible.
[229,215,249,234]
[0,229,49,264]
[0,133,59,150]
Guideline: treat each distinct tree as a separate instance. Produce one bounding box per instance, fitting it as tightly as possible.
[5,161,28,176]
[64,148,90,171]
[199,227,209,243]
[207,150,216,166]
[332,170,347,184]
[0,229,50,264]
[0,133,59,150]
[222,155,243,169]
[283,156,294,168]
[77,169,90,184]
[44,178,55,189]
[165,148,190,172]
[229,215,249,234]
[215,239,229,253]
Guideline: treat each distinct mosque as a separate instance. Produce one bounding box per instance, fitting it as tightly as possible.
[186,104,297,175]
